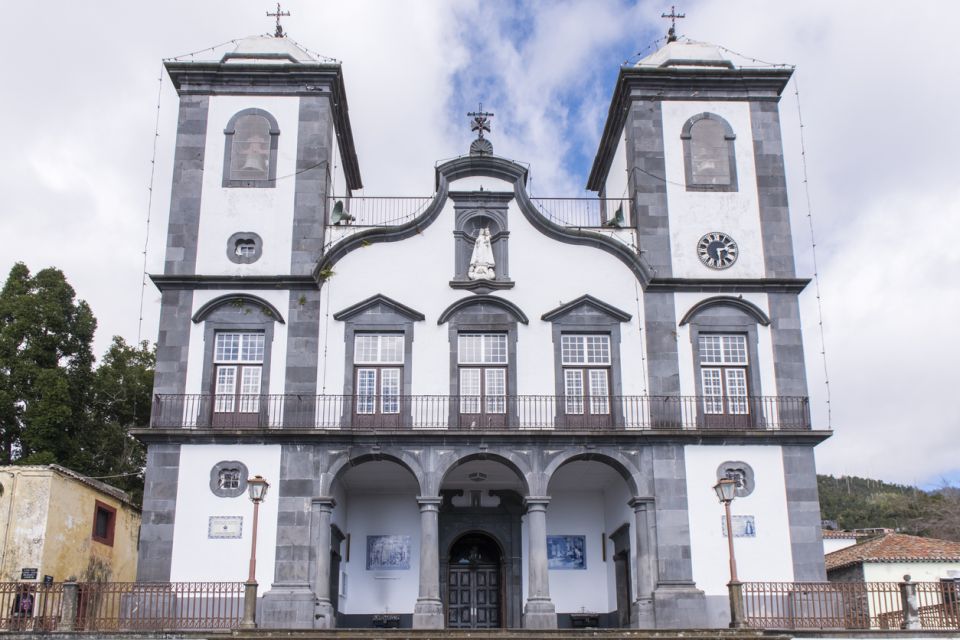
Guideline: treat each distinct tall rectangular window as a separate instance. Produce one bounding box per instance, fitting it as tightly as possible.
[698,334,749,415]
[561,334,611,415]
[354,334,404,416]
[213,332,264,419]
[458,334,508,416]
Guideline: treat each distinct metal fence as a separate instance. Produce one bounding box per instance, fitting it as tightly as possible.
[742,581,960,630]
[0,582,244,632]
[328,196,433,226]
[151,394,811,431]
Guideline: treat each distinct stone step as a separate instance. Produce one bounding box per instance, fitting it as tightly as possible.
[228,630,788,640]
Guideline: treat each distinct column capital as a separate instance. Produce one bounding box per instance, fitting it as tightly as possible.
[629,497,654,511]
[524,496,551,509]
[311,496,337,509]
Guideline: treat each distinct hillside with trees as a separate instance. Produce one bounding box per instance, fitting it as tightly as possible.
[0,262,152,503]
[818,474,960,542]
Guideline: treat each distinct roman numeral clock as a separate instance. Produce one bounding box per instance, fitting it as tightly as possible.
[697,232,739,269]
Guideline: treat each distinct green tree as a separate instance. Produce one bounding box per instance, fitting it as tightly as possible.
[81,337,154,503]
[0,263,96,464]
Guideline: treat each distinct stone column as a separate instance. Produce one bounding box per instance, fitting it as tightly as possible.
[311,497,336,628]
[523,497,557,629]
[629,497,657,628]
[413,496,444,629]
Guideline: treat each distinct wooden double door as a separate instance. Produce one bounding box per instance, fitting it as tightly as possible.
[447,563,500,628]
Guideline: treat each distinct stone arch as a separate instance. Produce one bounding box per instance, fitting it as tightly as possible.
[437,295,529,325]
[433,449,533,497]
[678,295,770,327]
[322,448,426,496]
[191,293,285,324]
[543,449,642,496]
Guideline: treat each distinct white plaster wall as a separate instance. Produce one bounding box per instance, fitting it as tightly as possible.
[316,181,648,401]
[196,95,302,277]
[685,445,794,595]
[603,131,629,200]
[546,492,611,613]
[183,289,289,400]
[339,493,420,614]
[674,292,777,399]
[169,444,281,584]
[822,538,858,555]
[660,101,764,279]
[863,561,960,583]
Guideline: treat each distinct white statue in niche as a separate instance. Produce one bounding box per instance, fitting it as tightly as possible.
[467,227,496,280]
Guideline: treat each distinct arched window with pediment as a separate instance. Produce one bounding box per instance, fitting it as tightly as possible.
[681,113,738,192]
[223,108,280,188]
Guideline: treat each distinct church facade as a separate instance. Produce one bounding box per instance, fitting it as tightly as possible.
[136,32,829,630]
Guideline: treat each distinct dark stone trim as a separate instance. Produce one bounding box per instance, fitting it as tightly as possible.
[643,291,680,398]
[164,61,362,190]
[151,274,317,290]
[678,296,770,327]
[645,277,809,293]
[209,460,249,498]
[751,100,797,279]
[136,444,180,581]
[191,293,286,324]
[448,279,515,293]
[283,289,321,401]
[627,101,672,277]
[134,428,832,447]
[587,66,793,191]
[153,290,193,397]
[163,95,208,276]
[291,96,332,276]
[333,294,425,322]
[716,460,755,498]
[541,294,632,323]
[438,295,529,325]
[680,112,738,192]
[221,108,280,188]
[226,232,263,264]
[782,445,828,581]
[769,293,809,398]
[221,52,301,63]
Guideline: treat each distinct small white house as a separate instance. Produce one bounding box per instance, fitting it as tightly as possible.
[826,533,960,583]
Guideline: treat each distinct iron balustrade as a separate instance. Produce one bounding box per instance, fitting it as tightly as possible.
[741,581,960,630]
[328,196,433,226]
[529,197,632,228]
[151,394,811,431]
[0,582,63,632]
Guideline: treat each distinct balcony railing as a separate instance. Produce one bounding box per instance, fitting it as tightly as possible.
[328,196,434,226]
[150,394,810,431]
[742,581,960,630]
[529,198,632,228]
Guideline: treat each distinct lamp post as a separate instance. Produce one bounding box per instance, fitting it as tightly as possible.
[713,477,746,629]
[240,475,269,629]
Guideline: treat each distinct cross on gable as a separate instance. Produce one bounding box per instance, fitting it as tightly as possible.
[267,2,291,38]
[660,5,686,43]
[468,103,494,140]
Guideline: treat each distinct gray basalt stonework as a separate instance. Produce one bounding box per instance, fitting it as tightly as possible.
[751,100,796,279]
[136,445,181,581]
[782,445,827,581]
[768,293,809,398]
[153,290,193,397]
[626,100,672,277]
[163,95,209,277]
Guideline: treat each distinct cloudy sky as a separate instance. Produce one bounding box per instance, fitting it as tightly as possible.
[1,1,957,487]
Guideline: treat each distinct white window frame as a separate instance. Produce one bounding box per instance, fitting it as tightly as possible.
[457,333,508,414]
[560,334,611,415]
[213,332,265,414]
[353,334,404,416]
[699,333,749,415]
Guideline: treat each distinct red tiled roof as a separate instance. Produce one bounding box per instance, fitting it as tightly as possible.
[825,533,960,571]
[822,529,880,540]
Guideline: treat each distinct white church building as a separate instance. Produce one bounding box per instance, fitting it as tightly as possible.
[137,27,829,630]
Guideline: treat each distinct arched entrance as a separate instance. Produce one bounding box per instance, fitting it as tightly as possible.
[446,533,503,628]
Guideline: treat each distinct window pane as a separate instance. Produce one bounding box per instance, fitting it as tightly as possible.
[459,368,481,413]
[585,335,610,365]
[354,335,378,364]
[241,333,265,363]
[356,368,377,414]
[458,335,483,364]
[380,336,404,364]
[561,335,585,365]
[484,334,508,364]
[589,369,610,414]
[725,369,749,414]
[699,335,723,364]
[215,333,241,362]
[381,368,400,414]
[215,366,236,412]
[230,114,271,181]
[690,118,730,186]
[701,368,723,414]
[564,369,584,414]
[722,335,747,364]
[485,368,506,414]
[239,367,261,412]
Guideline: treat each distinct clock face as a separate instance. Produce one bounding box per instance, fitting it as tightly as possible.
[697,232,738,270]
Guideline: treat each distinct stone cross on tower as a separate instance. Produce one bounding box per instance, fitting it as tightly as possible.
[267,3,291,38]
[468,103,495,156]
[661,5,686,43]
